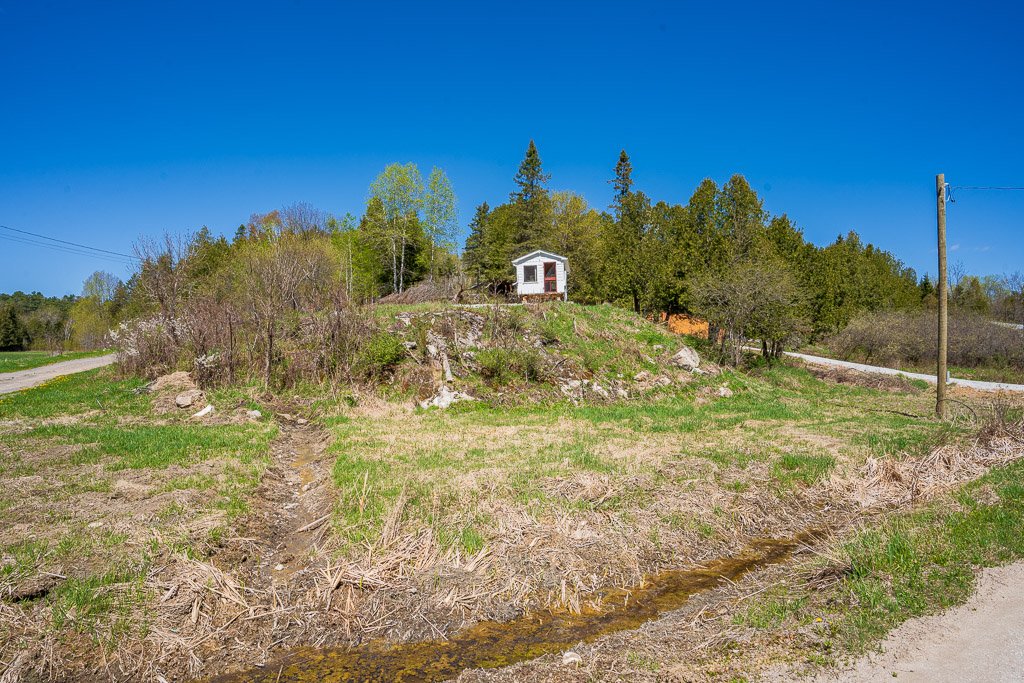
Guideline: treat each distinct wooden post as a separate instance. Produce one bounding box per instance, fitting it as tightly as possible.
[936,174,948,419]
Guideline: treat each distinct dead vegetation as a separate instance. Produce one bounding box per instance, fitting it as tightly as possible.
[3,304,1024,682]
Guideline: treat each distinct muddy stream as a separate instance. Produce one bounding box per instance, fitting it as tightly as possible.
[207,529,821,683]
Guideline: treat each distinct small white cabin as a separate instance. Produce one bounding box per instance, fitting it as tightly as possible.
[512,250,569,301]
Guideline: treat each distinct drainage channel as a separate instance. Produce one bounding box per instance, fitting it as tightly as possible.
[206,529,820,683]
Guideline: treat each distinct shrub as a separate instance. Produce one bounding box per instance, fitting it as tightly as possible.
[828,309,1024,370]
[477,348,542,384]
[357,331,406,378]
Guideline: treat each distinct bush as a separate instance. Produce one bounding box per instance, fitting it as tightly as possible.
[357,332,406,378]
[828,310,1024,370]
[476,348,542,384]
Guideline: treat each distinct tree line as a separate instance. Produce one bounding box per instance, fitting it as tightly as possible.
[3,143,1022,371]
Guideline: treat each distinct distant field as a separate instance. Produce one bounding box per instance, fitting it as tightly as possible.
[0,350,109,374]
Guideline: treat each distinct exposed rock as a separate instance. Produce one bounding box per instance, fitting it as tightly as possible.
[633,370,652,382]
[420,385,475,410]
[669,345,701,371]
[562,651,583,666]
[174,389,204,409]
[717,385,734,398]
[402,341,417,350]
[247,409,262,419]
[590,382,610,399]
[615,388,629,399]
[655,375,673,387]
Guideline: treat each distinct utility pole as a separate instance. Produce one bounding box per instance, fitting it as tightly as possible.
[936,174,948,419]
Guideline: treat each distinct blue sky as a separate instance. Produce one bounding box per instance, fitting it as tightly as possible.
[2,0,1022,296]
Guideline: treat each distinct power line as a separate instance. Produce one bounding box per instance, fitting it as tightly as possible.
[951,186,1024,191]
[0,224,137,260]
[0,232,136,266]
[945,184,1024,203]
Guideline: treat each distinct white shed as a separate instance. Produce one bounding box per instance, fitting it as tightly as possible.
[512,250,569,301]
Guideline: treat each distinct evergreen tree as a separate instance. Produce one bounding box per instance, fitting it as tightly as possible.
[509,140,551,253]
[463,202,490,280]
[611,149,633,206]
[0,306,28,351]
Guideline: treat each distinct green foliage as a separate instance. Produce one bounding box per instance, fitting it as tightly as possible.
[0,305,29,351]
[476,347,541,384]
[356,331,406,377]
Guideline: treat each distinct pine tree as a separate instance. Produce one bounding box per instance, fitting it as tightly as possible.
[611,150,633,208]
[509,140,551,252]
[463,202,490,280]
[0,306,27,351]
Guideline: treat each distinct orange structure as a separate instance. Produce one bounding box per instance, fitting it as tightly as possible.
[660,313,711,338]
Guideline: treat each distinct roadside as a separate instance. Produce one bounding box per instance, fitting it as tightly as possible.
[781,349,1024,393]
[809,561,1024,682]
[0,353,117,395]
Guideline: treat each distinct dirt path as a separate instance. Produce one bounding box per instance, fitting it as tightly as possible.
[783,350,1024,393]
[0,353,117,395]
[813,561,1024,682]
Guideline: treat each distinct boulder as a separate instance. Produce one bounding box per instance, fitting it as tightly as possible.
[668,345,701,371]
[175,389,204,409]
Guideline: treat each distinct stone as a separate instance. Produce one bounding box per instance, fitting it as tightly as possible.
[247,409,262,419]
[668,345,701,371]
[87,521,104,529]
[590,382,610,398]
[562,651,583,666]
[615,388,629,399]
[717,385,734,398]
[633,370,652,382]
[419,385,475,410]
[402,341,417,350]
[656,376,673,387]
[174,389,204,409]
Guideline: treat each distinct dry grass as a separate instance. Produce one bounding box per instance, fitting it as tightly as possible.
[3,314,1023,681]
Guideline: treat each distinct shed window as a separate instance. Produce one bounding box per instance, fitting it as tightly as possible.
[523,265,538,283]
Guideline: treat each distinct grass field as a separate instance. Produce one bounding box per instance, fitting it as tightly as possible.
[1,304,1022,682]
[0,349,111,374]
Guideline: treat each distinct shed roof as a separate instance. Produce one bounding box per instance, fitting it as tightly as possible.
[511,249,568,266]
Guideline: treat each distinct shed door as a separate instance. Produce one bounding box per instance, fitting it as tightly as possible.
[543,262,557,292]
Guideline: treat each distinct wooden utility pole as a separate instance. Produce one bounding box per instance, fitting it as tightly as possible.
[936,173,948,419]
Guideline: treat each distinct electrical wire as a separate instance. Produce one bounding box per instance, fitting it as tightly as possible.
[0,223,137,260]
[951,186,1024,191]
[0,232,136,266]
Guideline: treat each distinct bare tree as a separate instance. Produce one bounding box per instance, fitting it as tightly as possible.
[281,202,328,236]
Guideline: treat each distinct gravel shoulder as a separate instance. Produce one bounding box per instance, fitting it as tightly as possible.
[811,561,1024,683]
[0,353,117,395]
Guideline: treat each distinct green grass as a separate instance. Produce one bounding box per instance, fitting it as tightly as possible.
[27,423,273,470]
[324,360,957,554]
[832,459,1024,649]
[0,368,147,418]
[0,350,110,374]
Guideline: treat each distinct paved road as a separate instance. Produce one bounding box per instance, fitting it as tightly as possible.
[814,561,1024,682]
[0,354,118,395]
[784,350,1024,393]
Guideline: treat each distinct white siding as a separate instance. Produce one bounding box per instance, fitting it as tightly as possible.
[515,256,566,296]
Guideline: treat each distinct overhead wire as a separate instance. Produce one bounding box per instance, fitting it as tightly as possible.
[0,223,138,261]
[0,232,137,266]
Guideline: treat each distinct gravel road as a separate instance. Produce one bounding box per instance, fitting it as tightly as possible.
[812,561,1024,682]
[0,354,118,395]
[783,350,1024,393]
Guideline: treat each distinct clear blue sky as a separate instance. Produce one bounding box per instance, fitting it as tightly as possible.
[2,0,1022,296]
